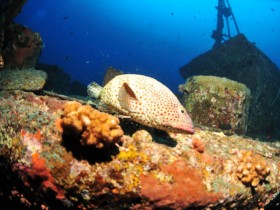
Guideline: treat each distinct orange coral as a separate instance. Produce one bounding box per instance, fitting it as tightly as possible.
[235,150,270,188]
[192,136,205,153]
[60,101,124,148]
[28,153,65,199]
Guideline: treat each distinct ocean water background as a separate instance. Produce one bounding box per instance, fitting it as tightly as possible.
[15,0,280,93]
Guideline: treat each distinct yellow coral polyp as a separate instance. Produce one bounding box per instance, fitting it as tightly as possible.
[60,101,124,148]
[235,150,270,188]
[117,145,148,163]
[112,144,150,193]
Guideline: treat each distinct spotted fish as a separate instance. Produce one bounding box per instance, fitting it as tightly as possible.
[87,74,194,134]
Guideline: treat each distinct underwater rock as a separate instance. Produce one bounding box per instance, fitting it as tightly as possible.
[180,34,280,140]
[0,0,27,62]
[0,68,47,91]
[0,90,280,209]
[36,63,88,96]
[181,75,251,135]
[2,23,43,68]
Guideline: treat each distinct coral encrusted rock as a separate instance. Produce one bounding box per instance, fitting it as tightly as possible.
[0,68,47,91]
[181,75,251,134]
[2,23,43,69]
[180,34,280,139]
[0,90,280,209]
[0,0,27,62]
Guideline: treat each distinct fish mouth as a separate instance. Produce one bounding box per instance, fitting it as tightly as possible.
[177,123,195,134]
[184,127,195,134]
[174,124,195,134]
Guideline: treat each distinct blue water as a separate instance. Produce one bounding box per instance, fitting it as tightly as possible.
[15,0,280,93]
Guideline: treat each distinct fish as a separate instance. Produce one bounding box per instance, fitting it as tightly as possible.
[87,74,194,134]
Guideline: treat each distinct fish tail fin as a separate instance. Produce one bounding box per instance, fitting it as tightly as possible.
[87,82,103,98]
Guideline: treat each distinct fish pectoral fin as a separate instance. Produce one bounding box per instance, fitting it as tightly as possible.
[123,82,137,100]
[118,82,140,113]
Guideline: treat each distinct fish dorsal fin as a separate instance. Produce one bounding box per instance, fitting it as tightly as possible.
[103,66,123,86]
[118,82,139,113]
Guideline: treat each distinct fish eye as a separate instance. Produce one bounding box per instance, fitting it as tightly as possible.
[181,109,185,113]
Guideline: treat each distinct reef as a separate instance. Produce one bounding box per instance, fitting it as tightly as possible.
[180,34,280,140]
[0,2,280,209]
[2,23,43,69]
[0,1,87,97]
[180,75,251,135]
[0,68,47,91]
[0,90,280,209]
[0,0,28,58]
[36,63,88,96]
